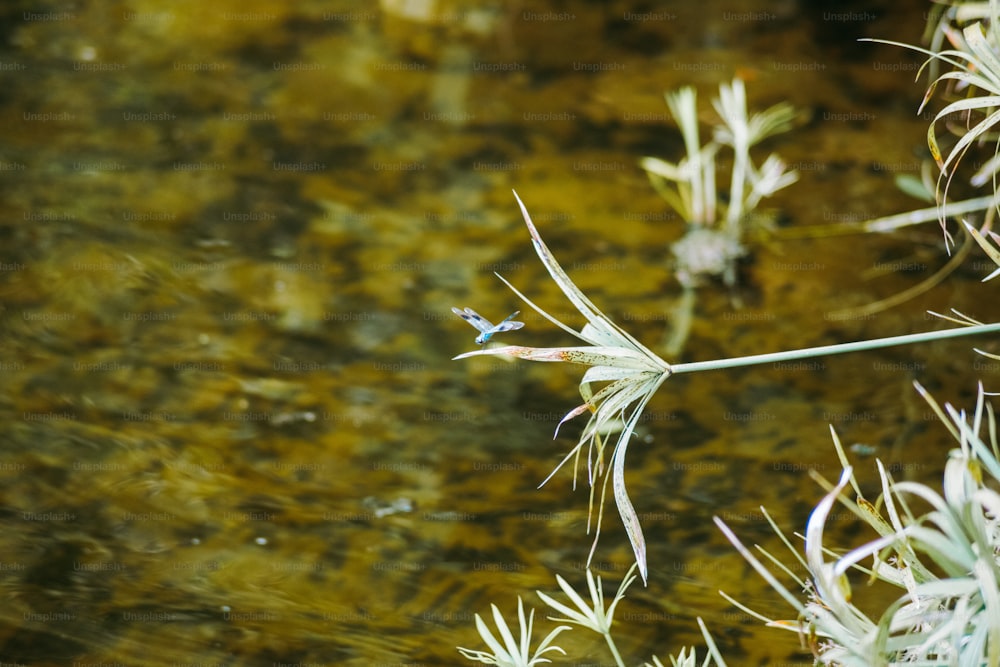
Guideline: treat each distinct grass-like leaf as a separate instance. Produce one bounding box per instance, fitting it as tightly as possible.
[455,192,1000,584]
[457,597,570,666]
[536,564,639,667]
[863,8,1000,248]
[454,192,673,583]
[719,383,1000,664]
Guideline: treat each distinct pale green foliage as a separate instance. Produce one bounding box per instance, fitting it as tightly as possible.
[864,0,1000,250]
[455,192,674,583]
[537,565,636,637]
[643,618,728,667]
[640,79,797,287]
[454,191,1000,587]
[459,565,727,667]
[457,597,570,667]
[454,4,1000,665]
[964,220,1000,280]
[718,383,1000,665]
[536,565,637,666]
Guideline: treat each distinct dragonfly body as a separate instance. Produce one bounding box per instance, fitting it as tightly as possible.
[452,307,524,345]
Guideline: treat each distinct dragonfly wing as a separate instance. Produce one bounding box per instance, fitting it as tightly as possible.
[491,311,524,334]
[494,321,524,333]
[453,307,521,344]
[452,306,494,333]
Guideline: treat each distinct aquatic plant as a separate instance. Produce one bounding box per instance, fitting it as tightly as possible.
[640,79,797,290]
[454,192,674,584]
[454,191,1000,586]
[457,596,569,666]
[458,564,727,667]
[637,78,798,352]
[718,382,1000,665]
[454,2,1000,664]
[965,218,1000,281]
[862,0,1000,248]
[701,6,1000,663]
[536,564,638,666]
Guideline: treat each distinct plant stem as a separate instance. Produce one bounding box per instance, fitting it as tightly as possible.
[722,81,748,236]
[602,631,626,667]
[774,194,999,239]
[667,88,705,224]
[669,323,1000,374]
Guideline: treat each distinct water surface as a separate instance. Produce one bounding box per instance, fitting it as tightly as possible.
[1,1,998,665]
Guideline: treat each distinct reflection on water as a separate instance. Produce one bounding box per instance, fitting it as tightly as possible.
[1,0,997,664]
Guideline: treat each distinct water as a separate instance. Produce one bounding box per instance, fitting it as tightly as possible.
[1,0,997,664]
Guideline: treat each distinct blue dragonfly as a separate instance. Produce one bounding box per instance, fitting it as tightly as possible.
[452,307,524,345]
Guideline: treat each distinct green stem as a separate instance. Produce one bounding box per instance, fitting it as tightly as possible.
[669,323,1000,374]
[723,84,748,236]
[775,194,998,239]
[602,630,626,667]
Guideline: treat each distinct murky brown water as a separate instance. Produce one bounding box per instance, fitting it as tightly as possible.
[2,0,999,665]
